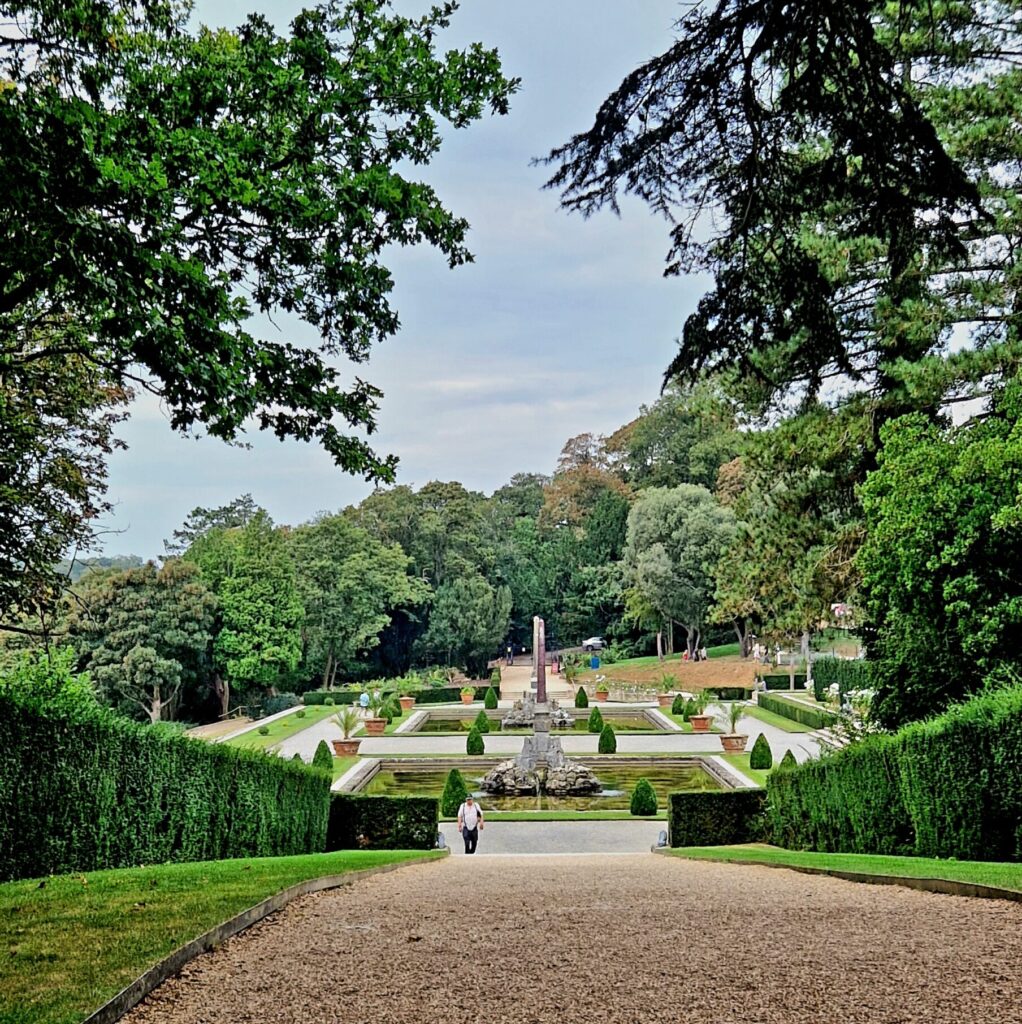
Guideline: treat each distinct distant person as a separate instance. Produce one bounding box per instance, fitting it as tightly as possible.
[506,643,513,666]
[700,646,708,662]
[359,691,369,709]
[457,794,484,854]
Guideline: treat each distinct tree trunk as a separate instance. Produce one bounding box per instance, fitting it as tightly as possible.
[656,630,664,662]
[149,683,162,723]
[212,672,229,719]
[321,650,333,690]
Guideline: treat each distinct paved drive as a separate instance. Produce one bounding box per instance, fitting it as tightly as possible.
[126,855,1022,1024]
[439,820,663,854]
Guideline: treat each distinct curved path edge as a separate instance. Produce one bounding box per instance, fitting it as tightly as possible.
[658,849,1022,903]
[81,853,449,1024]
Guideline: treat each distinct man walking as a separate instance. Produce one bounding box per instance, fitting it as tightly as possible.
[456,794,484,854]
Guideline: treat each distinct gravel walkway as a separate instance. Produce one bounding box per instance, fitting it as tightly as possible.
[124,855,1022,1023]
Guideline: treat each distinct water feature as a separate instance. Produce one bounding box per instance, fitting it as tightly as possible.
[412,714,659,734]
[361,760,723,811]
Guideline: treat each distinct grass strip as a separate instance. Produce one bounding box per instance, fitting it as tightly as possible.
[222,705,337,751]
[0,849,442,1024]
[666,844,1022,892]
[718,752,770,788]
[741,704,817,734]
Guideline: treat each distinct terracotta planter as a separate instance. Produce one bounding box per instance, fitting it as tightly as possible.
[689,713,713,733]
[720,733,747,753]
[398,696,416,712]
[657,693,673,708]
[595,690,609,703]
[364,717,387,735]
[332,738,361,756]
[460,693,475,704]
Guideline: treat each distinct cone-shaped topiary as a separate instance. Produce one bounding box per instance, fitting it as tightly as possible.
[575,686,589,708]
[466,726,485,755]
[312,739,333,772]
[441,768,469,816]
[484,686,498,709]
[588,706,604,734]
[671,693,686,715]
[749,732,773,769]
[291,753,304,763]
[630,777,658,815]
[778,749,797,771]
[474,709,491,734]
[598,723,617,753]
[490,667,501,685]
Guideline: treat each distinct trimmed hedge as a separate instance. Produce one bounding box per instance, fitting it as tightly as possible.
[762,674,807,691]
[630,778,658,816]
[302,690,360,706]
[441,768,469,817]
[767,686,1022,861]
[575,686,589,709]
[598,724,617,753]
[588,706,604,734]
[669,790,767,847]
[312,739,333,772]
[749,733,772,770]
[473,709,491,734]
[812,657,873,703]
[484,686,498,709]
[303,685,491,707]
[778,749,797,771]
[0,696,330,882]
[757,692,837,730]
[326,794,438,851]
[467,727,485,755]
[708,686,754,701]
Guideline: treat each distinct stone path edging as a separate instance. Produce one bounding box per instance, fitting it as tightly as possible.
[658,849,1022,903]
[80,854,448,1024]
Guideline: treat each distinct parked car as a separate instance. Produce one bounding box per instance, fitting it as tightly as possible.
[581,636,606,652]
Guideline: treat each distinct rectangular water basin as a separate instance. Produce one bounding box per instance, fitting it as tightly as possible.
[405,708,668,734]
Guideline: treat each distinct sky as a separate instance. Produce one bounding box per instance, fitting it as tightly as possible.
[100,0,708,557]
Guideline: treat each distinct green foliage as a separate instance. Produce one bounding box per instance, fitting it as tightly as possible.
[598,724,617,753]
[758,693,837,730]
[671,692,686,715]
[812,658,873,703]
[778,750,798,771]
[326,795,438,851]
[324,697,336,706]
[473,709,491,734]
[767,686,1022,861]
[0,648,96,713]
[762,675,807,690]
[0,695,330,882]
[466,726,485,755]
[630,777,658,816]
[708,687,754,701]
[263,694,300,717]
[295,709,306,719]
[484,686,499,710]
[575,686,590,709]
[749,733,773,770]
[668,791,767,846]
[587,706,604,734]
[312,740,334,773]
[440,768,469,817]
[257,725,270,736]
[292,753,304,763]
[490,667,501,685]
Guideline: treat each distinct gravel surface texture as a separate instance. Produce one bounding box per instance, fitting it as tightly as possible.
[124,854,1022,1024]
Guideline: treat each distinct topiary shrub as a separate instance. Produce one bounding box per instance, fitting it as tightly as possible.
[466,727,485,755]
[575,686,589,708]
[588,706,604,734]
[749,733,773,770]
[312,739,333,772]
[484,686,498,710]
[295,709,306,719]
[440,768,469,817]
[778,749,797,771]
[598,723,617,754]
[291,753,304,763]
[671,693,686,715]
[257,725,270,736]
[630,777,658,816]
[490,667,501,686]
[473,709,491,734]
[324,697,335,706]
[262,693,300,717]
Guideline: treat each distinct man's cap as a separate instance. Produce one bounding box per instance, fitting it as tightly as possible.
[466,795,474,801]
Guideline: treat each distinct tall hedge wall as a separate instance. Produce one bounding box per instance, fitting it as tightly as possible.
[811,657,873,703]
[669,790,767,847]
[0,697,331,882]
[766,686,1022,861]
[762,674,807,691]
[326,794,438,851]
[757,692,837,729]
[303,685,491,707]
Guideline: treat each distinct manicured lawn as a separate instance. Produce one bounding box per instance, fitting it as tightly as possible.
[222,705,341,752]
[719,752,771,788]
[331,755,360,781]
[445,810,667,821]
[741,704,817,734]
[599,643,738,671]
[0,849,443,1024]
[666,844,1022,892]
[662,711,715,733]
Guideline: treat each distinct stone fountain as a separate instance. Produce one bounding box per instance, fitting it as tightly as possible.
[480,615,601,796]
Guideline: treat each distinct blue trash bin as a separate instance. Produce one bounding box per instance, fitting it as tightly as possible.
[590,655,600,669]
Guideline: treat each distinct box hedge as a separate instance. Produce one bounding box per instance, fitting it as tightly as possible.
[326,794,438,851]
[766,686,1022,861]
[303,684,491,707]
[0,696,331,882]
[669,790,767,847]
[762,674,807,691]
[708,686,754,701]
[811,657,873,703]
[757,692,837,729]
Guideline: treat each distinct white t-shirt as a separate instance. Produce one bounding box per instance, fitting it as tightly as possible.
[458,801,482,829]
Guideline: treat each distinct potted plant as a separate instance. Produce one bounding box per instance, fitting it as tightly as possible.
[594,676,610,703]
[332,705,363,755]
[398,692,417,712]
[688,688,714,732]
[656,672,677,708]
[460,685,476,705]
[364,692,396,735]
[717,701,748,752]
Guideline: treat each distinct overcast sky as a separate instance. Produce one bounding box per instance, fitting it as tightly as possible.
[100,0,708,557]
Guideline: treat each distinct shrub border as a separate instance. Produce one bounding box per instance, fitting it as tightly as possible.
[80,854,447,1024]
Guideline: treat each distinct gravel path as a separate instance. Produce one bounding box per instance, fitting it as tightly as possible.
[124,855,1022,1023]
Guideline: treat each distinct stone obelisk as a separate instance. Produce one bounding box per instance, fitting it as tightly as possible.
[532,615,551,768]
